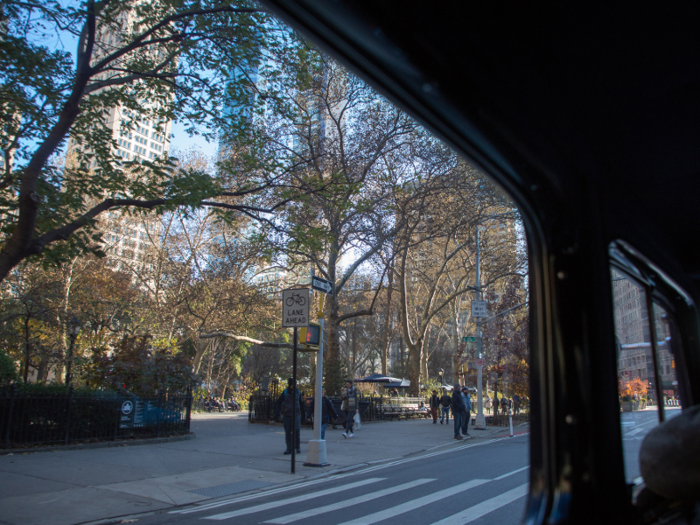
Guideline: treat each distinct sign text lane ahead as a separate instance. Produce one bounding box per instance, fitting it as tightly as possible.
[282,289,310,327]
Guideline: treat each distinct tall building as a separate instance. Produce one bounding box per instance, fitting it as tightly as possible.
[612,269,677,395]
[64,8,173,275]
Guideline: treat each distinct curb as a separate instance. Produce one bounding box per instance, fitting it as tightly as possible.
[0,432,196,456]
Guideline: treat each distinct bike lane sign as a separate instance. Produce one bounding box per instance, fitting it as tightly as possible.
[282,289,309,327]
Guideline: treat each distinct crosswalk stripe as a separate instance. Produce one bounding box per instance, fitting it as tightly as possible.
[264,478,435,524]
[494,466,529,480]
[204,478,385,521]
[625,426,646,436]
[334,479,490,525]
[431,483,528,525]
[172,474,348,514]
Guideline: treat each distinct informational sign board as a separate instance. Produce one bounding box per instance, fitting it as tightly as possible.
[282,289,310,327]
[119,398,146,429]
[311,276,334,295]
[463,336,477,342]
[475,358,483,367]
[471,300,488,318]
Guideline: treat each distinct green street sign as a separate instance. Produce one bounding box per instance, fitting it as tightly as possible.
[463,336,477,342]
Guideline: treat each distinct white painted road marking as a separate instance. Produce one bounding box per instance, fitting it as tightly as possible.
[494,466,529,480]
[173,474,348,514]
[264,478,435,524]
[431,483,529,525]
[174,434,530,517]
[334,479,490,525]
[204,478,385,521]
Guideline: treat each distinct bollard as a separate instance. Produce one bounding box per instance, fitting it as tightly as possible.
[509,409,514,437]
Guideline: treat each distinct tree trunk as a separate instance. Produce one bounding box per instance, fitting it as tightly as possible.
[193,338,210,375]
[407,338,422,396]
[420,349,429,385]
[23,315,31,383]
[36,353,50,382]
[380,270,393,375]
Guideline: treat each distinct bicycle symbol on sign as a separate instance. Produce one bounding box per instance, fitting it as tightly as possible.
[285,293,307,307]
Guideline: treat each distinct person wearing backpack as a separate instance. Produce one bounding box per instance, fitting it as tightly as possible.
[275,378,302,455]
[440,390,451,424]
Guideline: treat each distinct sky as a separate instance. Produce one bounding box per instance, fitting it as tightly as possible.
[169,122,220,160]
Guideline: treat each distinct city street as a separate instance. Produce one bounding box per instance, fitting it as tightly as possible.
[0,412,524,525]
[620,406,680,481]
[131,433,530,525]
[0,408,676,525]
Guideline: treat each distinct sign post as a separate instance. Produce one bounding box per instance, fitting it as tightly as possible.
[311,275,334,296]
[305,277,332,467]
[282,288,309,474]
[473,225,487,430]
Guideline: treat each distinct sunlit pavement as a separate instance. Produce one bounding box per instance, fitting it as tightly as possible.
[0,412,517,525]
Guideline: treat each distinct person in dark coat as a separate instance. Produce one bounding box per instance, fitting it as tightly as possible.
[309,389,338,440]
[429,390,440,423]
[275,378,301,454]
[341,380,359,438]
[440,390,451,424]
[451,383,465,439]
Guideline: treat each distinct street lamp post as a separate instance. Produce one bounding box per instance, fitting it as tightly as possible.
[474,224,486,430]
[65,316,81,386]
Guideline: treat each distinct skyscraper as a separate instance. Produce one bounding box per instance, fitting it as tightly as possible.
[64,7,173,275]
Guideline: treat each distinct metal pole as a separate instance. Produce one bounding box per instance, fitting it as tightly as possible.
[645,292,665,423]
[306,294,329,467]
[509,408,514,437]
[291,327,297,474]
[475,224,486,429]
[314,319,323,441]
[65,334,75,386]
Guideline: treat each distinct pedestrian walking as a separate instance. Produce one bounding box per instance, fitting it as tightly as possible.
[500,395,508,414]
[451,383,465,440]
[513,393,521,415]
[484,394,492,415]
[341,380,359,438]
[440,390,451,424]
[460,387,472,437]
[309,389,338,440]
[429,390,440,423]
[275,378,301,455]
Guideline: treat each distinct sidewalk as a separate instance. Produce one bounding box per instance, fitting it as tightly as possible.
[0,412,525,525]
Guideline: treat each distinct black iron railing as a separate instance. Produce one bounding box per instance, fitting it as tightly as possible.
[0,384,192,448]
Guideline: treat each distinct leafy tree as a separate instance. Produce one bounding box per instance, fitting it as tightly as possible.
[0,0,302,282]
[0,348,19,383]
[84,335,197,395]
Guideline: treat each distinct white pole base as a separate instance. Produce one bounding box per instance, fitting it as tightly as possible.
[474,413,486,430]
[509,412,514,437]
[304,439,329,467]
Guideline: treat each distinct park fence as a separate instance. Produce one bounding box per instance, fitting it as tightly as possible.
[247,391,529,427]
[0,384,192,449]
[248,393,421,424]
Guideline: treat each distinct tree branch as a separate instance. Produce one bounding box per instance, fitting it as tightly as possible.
[198,332,293,350]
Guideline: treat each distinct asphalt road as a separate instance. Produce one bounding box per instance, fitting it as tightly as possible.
[620,406,680,482]
[134,433,530,525]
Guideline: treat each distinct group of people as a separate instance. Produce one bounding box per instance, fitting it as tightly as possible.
[428,385,474,440]
[483,393,524,415]
[428,387,527,439]
[203,395,241,412]
[274,378,360,455]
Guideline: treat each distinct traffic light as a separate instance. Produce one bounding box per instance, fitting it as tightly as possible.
[298,323,321,348]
